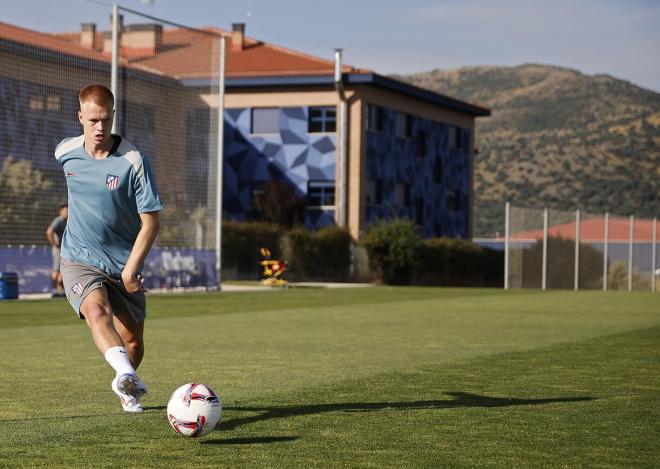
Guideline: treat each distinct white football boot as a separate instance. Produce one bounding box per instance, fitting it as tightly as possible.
[111,373,147,413]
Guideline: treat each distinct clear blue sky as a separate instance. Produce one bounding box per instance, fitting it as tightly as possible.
[4,0,659,92]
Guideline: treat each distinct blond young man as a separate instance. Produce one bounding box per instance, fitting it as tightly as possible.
[55,84,163,412]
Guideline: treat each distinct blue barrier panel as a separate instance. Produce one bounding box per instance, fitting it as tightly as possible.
[0,247,218,294]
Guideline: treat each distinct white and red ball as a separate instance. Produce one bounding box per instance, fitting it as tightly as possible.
[167,383,222,437]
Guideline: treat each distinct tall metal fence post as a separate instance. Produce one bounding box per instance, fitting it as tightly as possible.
[574,209,580,291]
[504,202,510,290]
[215,34,226,290]
[111,4,119,134]
[628,214,634,292]
[653,217,657,293]
[603,211,609,291]
[542,207,548,291]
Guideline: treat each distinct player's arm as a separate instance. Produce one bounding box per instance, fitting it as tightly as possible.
[46,225,57,247]
[122,211,160,293]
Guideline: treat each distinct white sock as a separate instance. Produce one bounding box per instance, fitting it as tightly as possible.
[104,346,136,376]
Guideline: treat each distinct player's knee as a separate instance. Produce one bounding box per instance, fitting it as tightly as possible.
[83,304,112,326]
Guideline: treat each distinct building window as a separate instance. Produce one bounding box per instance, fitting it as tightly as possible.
[30,96,44,110]
[449,126,463,150]
[415,198,424,225]
[433,158,443,183]
[365,180,374,204]
[446,190,461,212]
[251,182,267,208]
[395,113,411,138]
[415,129,427,157]
[395,183,411,207]
[251,108,279,134]
[374,180,383,204]
[46,95,60,111]
[366,104,384,132]
[307,181,335,208]
[309,107,336,133]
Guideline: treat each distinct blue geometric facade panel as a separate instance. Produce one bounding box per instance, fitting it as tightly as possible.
[223,107,337,230]
[365,106,471,238]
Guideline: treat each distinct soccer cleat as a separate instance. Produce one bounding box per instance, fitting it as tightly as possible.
[115,373,148,398]
[118,394,144,413]
[111,374,147,413]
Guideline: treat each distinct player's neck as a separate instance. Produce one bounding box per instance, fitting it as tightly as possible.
[84,135,114,159]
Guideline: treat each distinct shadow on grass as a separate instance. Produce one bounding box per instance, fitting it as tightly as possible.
[201,436,298,445]
[0,406,167,423]
[219,392,596,431]
[143,405,167,411]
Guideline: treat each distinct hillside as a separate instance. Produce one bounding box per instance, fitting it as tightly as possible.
[396,64,660,236]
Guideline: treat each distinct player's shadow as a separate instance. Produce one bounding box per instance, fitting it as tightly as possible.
[218,392,595,431]
[201,436,298,445]
[143,405,167,411]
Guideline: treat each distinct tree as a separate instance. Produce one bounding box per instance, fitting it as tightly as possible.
[0,156,56,245]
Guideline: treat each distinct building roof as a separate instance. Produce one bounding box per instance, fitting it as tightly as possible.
[509,217,659,242]
[3,20,490,116]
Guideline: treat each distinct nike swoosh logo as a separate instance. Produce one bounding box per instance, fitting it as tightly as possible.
[66,172,76,176]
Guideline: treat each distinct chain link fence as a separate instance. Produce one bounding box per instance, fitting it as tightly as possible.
[503,203,658,291]
[0,3,222,292]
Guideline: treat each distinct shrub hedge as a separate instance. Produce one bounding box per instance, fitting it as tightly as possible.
[222,219,503,286]
[221,220,284,278]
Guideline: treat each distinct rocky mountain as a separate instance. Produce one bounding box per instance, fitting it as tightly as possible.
[396,64,659,236]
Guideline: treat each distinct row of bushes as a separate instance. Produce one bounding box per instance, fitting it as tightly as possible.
[222,219,503,286]
[360,218,503,286]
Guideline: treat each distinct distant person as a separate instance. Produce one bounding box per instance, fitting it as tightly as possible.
[46,204,68,297]
[56,84,163,413]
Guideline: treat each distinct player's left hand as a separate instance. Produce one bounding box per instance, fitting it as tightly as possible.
[122,270,146,293]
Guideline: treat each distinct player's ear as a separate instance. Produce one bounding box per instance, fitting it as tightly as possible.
[78,110,83,124]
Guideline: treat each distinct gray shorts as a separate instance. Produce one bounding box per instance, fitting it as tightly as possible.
[60,258,147,322]
[52,247,61,272]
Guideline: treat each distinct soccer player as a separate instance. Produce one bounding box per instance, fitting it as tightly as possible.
[55,84,163,413]
[46,204,68,297]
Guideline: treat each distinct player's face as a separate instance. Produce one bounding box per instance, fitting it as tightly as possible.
[60,207,68,220]
[78,101,114,147]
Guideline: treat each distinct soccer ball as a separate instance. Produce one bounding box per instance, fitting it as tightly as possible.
[167,383,222,437]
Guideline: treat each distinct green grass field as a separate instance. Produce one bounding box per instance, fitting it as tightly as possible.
[1,287,659,468]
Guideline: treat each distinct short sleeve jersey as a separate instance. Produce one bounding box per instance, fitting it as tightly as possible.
[55,134,164,276]
[49,216,67,248]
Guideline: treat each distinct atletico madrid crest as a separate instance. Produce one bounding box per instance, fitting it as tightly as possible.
[106,174,120,191]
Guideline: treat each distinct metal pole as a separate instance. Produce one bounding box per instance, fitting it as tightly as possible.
[215,35,226,290]
[652,217,657,293]
[504,201,510,290]
[542,207,548,291]
[334,49,347,228]
[628,214,634,292]
[111,4,119,134]
[574,209,580,291]
[603,212,609,291]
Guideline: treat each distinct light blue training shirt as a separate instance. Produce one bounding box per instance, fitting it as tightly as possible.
[55,135,164,276]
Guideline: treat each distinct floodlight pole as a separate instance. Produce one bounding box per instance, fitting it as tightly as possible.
[111,4,119,134]
[215,35,226,290]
